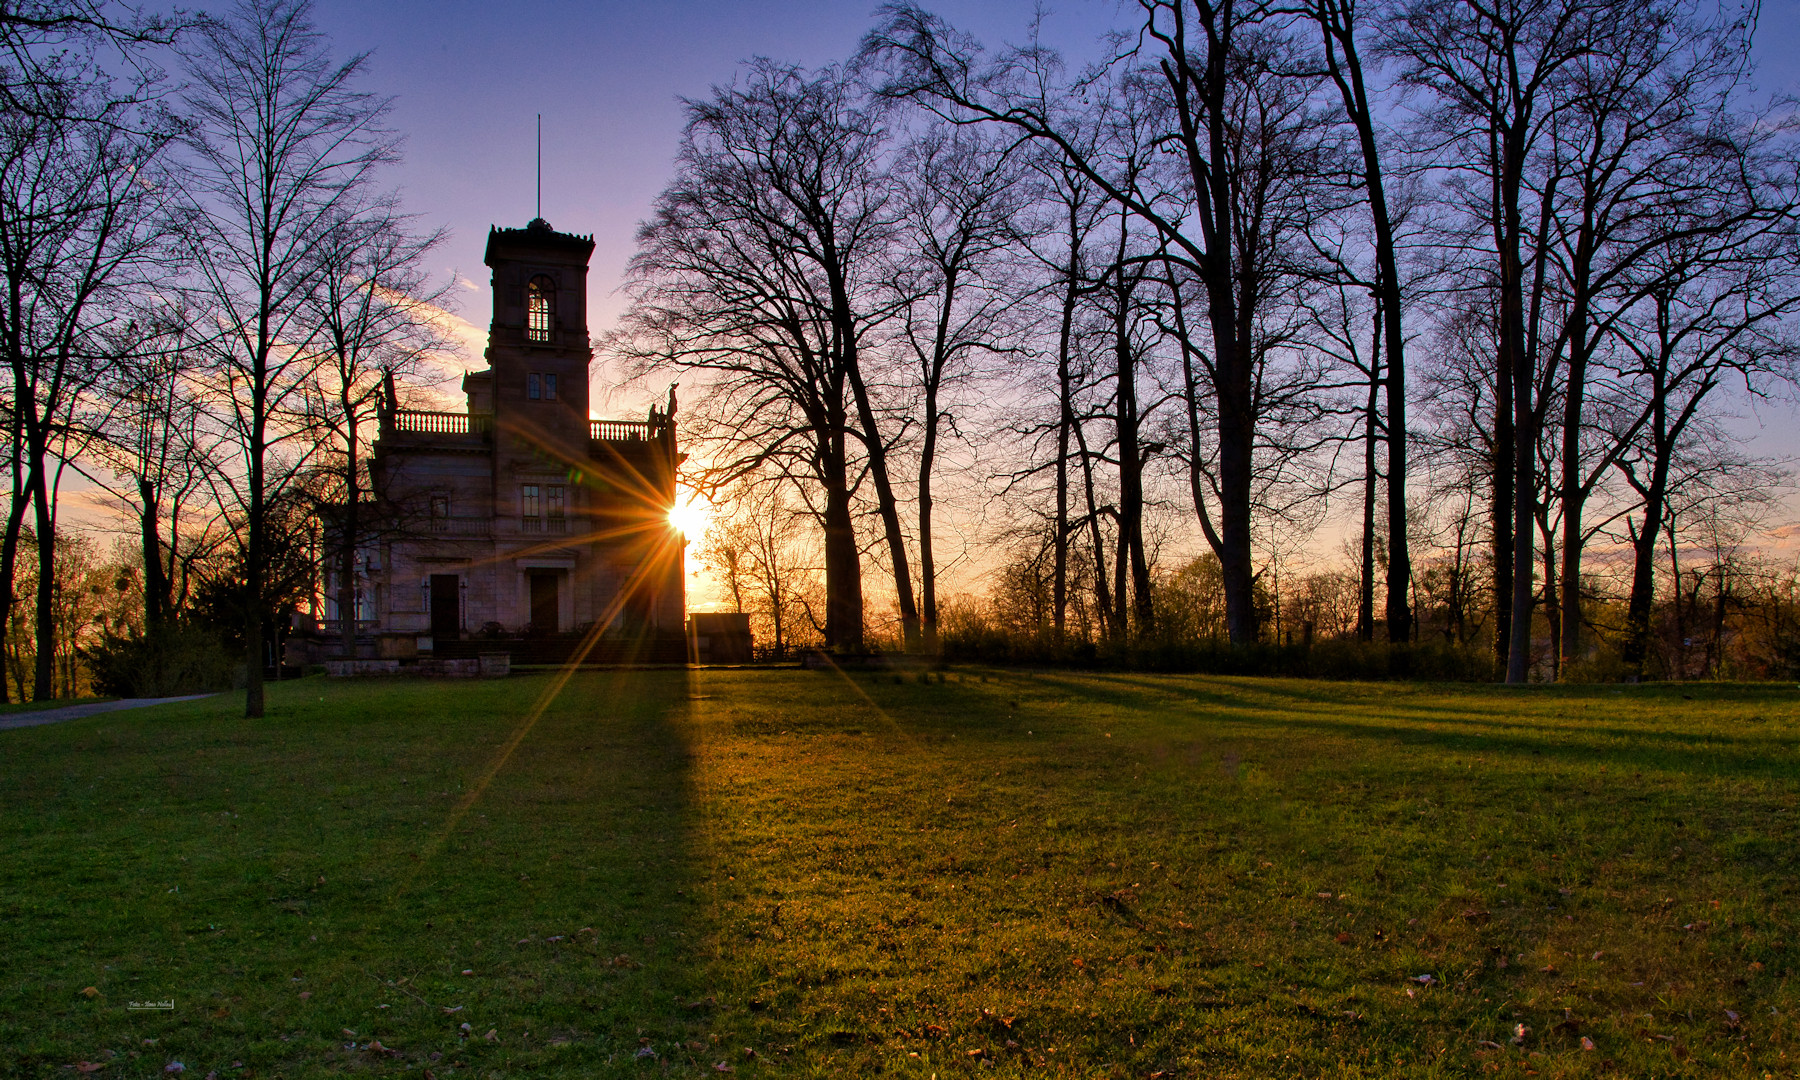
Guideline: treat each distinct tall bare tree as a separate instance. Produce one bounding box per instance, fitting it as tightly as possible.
[0,84,172,700]
[619,61,917,649]
[870,1,1334,645]
[301,203,448,662]
[1385,0,1615,681]
[893,123,1022,650]
[177,0,396,716]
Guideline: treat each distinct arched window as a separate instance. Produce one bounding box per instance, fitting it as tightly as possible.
[525,275,555,342]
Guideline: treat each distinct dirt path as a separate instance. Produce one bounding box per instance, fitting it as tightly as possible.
[0,694,218,731]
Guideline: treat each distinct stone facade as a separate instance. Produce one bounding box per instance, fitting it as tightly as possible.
[345,218,684,654]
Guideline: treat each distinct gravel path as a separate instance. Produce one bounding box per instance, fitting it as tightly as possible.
[0,694,218,731]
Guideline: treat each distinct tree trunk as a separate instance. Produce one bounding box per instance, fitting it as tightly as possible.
[0,459,31,704]
[1358,289,1382,642]
[1499,122,1535,684]
[30,438,53,701]
[1074,419,1113,640]
[1359,381,1377,642]
[918,375,939,651]
[820,429,862,649]
[1557,215,1603,670]
[1052,225,1079,644]
[1112,272,1152,638]
[139,477,167,630]
[338,409,360,661]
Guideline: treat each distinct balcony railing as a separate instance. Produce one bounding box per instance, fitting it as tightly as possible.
[589,419,664,442]
[391,409,492,436]
[520,516,569,535]
[428,516,492,536]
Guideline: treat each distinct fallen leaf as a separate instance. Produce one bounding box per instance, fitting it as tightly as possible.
[713,1064,734,1073]
[1511,1024,1530,1046]
[80,987,100,998]
[298,991,311,1000]
[442,1005,461,1013]
[1725,1010,1741,1028]
[1581,1037,1596,1051]
[163,1065,185,1075]
[484,1029,498,1042]
[72,1064,105,1074]
[1335,932,1354,944]
[461,969,473,976]
[1414,974,1436,985]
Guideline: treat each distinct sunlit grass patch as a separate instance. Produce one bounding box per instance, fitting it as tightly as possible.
[0,670,1795,1077]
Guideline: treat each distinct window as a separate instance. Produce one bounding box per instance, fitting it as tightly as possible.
[525,275,555,342]
[520,484,540,519]
[546,485,565,519]
[429,494,449,532]
[527,373,540,400]
[543,372,557,400]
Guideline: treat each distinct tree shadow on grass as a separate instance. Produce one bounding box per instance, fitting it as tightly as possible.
[0,668,721,1079]
[1039,671,1800,782]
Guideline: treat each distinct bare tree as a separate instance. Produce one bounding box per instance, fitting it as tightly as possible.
[1385,0,1619,681]
[1311,0,1414,642]
[892,122,1023,649]
[870,1,1337,645]
[301,203,448,661]
[1611,215,1800,675]
[176,0,396,716]
[617,61,914,650]
[86,305,218,631]
[0,80,172,700]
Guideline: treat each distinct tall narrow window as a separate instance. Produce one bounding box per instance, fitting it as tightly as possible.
[546,485,565,518]
[543,372,557,400]
[527,373,540,400]
[525,275,555,342]
[520,484,540,519]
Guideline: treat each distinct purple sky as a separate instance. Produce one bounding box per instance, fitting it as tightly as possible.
[305,0,1800,402]
[304,0,1118,405]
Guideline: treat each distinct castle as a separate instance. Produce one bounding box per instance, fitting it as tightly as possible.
[332,217,686,662]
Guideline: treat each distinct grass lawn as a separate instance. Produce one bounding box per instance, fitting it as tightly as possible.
[1,668,1796,1078]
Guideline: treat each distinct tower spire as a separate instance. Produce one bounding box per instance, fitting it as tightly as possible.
[535,113,542,221]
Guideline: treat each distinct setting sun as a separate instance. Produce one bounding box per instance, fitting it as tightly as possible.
[669,487,710,538]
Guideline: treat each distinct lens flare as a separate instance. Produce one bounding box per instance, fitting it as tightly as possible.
[669,488,709,537]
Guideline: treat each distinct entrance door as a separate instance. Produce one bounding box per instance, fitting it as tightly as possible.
[529,573,559,633]
[429,574,460,641]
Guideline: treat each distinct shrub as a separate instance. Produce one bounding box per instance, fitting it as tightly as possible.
[83,622,236,698]
[938,630,1498,681]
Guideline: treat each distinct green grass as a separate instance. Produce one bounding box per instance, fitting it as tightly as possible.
[1,669,1797,1078]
